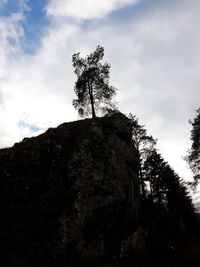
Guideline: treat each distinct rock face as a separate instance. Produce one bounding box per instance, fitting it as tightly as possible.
[0,114,140,266]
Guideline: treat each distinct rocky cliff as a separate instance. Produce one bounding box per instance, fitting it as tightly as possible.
[0,113,140,266]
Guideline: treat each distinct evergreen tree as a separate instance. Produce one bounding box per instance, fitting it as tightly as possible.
[143,149,167,205]
[128,113,156,198]
[163,165,199,233]
[72,45,117,118]
[186,108,200,185]
[143,150,198,232]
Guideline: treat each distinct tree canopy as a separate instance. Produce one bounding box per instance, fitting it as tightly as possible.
[72,45,117,118]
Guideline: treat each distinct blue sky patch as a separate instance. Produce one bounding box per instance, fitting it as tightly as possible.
[0,0,21,16]
[18,119,43,133]
[0,0,50,54]
[22,0,50,53]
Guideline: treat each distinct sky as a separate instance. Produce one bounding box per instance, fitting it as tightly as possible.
[0,0,200,183]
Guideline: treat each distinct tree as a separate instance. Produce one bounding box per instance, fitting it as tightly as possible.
[72,45,117,118]
[143,150,198,233]
[161,164,199,233]
[128,113,156,198]
[143,149,167,205]
[186,108,200,186]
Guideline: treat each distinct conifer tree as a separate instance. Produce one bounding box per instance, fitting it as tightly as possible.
[143,149,198,232]
[72,45,117,118]
[186,108,200,185]
[128,113,156,198]
[143,149,167,205]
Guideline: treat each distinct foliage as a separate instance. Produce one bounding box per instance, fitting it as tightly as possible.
[128,113,156,198]
[128,112,197,232]
[143,149,167,205]
[143,149,198,232]
[128,114,156,152]
[72,45,117,118]
[186,108,200,185]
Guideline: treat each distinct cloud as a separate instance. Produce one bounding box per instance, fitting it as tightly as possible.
[0,13,24,53]
[0,11,78,146]
[46,0,139,20]
[0,3,27,110]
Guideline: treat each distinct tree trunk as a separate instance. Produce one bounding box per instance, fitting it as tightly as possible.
[88,82,96,118]
[139,165,146,199]
[138,152,145,199]
[90,94,96,118]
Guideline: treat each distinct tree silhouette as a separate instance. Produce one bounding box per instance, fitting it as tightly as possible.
[143,149,198,233]
[128,113,156,198]
[186,108,200,186]
[72,45,117,118]
[143,149,167,205]
[162,164,199,233]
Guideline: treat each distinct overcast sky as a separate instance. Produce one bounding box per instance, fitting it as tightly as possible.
[0,0,200,181]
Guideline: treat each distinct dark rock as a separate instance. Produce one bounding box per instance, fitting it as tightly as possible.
[120,226,148,258]
[0,116,140,266]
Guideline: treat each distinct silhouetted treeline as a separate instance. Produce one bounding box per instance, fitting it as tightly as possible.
[128,113,199,236]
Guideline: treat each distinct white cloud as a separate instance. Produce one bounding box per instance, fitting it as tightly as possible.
[0,0,29,65]
[0,17,78,147]
[0,13,103,146]
[0,13,24,53]
[46,0,139,20]
[0,9,26,116]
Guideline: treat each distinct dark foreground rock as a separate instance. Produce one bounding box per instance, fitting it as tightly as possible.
[0,114,140,266]
[1,114,200,267]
